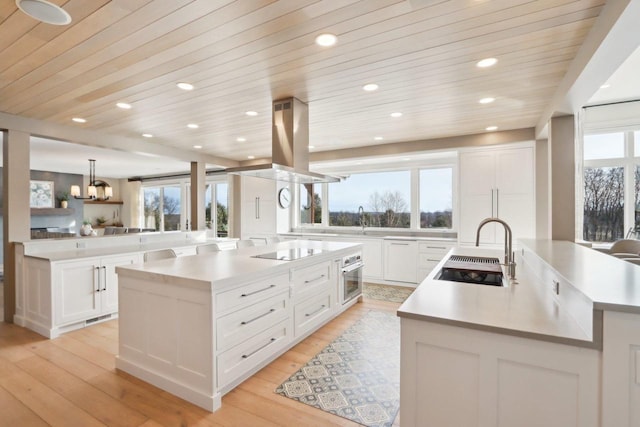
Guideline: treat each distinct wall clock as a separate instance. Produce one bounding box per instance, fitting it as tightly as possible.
[278,187,291,209]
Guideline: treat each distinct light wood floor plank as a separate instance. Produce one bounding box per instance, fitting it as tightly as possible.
[16,355,149,427]
[0,385,49,427]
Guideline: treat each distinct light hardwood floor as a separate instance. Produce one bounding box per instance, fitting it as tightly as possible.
[0,296,401,427]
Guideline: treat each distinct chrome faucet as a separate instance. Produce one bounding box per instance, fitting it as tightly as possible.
[358,205,366,232]
[475,217,516,280]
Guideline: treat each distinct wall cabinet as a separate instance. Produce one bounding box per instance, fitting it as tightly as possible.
[459,145,534,245]
[241,176,277,239]
[384,239,418,283]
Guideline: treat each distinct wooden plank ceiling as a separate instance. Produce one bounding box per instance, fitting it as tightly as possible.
[0,0,604,163]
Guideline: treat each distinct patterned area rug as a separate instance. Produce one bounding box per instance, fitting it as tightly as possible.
[276,310,400,426]
[363,283,414,303]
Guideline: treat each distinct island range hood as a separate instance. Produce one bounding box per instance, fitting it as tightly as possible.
[225,97,340,183]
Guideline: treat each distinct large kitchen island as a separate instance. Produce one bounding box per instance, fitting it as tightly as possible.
[115,240,362,412]
[399,239,640,427]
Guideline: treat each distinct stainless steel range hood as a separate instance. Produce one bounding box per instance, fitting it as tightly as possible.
[225,97,340,183]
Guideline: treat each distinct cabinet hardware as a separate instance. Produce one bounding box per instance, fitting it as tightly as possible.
[304,274,326,284]
[491,189,494,217]
[241,308,276,325]
[496,188,500,217]
[242,337,276,359]
[305,304,326,317]
[241,284,276,297]
[101,266,107,291]
[426,246,446,249]
[390,242,409,246]
[255,197,259,219]
[426,258,440,262]
[95,266,101,292]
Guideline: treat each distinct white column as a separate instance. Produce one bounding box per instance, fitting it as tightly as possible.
[549,115,576,241]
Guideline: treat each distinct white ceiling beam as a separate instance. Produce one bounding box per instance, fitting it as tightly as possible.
[535,0,640,138]
[0,111,239,168]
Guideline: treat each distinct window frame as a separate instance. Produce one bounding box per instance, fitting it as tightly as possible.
[294,160,457,232]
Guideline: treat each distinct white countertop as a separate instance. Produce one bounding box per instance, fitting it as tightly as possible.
[518,239,640,313]
[398,239,640,348]
[398,244,598,348]
[281,232,457,243]
[24,238,236,262]
[116,240,361,291]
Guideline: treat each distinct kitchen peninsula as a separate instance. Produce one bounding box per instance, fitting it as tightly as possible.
[399,239,640,427]
[115,240,362,412]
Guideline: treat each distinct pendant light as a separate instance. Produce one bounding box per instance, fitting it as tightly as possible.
[71,159,112,200]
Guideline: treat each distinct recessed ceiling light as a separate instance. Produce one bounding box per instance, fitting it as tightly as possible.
[600,83,611,89]
[236,137,246,142]
[247,155,255,160]
[476,57,498,68]
[315,33,337,47]
[363,83,379,92]
[142,133,153,138]
[16,0,71,25]
[479,97,495,104]
[72,117,86,123]
[356,162,363,165]
[308,145,315,149]
[177,82,194,91]
[116,102,132,109]
[390,112,403,118]
[485,126,498,131]
[374,136,384,141]
[245,111,258,116]
[187,123,199,129]
[402,157,411,161]
[193,145,202,149]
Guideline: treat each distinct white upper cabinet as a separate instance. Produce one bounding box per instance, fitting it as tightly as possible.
[459,145,535,245]
[241,176,277,239]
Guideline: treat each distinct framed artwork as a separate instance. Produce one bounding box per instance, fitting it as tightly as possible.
[30,180,54,208]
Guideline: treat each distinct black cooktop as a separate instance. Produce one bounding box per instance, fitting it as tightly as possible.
[253,248,323,261]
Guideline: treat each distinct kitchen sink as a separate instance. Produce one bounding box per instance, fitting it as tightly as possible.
[436,255,505,286]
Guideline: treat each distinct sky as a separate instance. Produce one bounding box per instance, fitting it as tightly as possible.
[326,169,452,213]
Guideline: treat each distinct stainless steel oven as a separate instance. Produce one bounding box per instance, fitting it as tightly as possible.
[340,253,363,304]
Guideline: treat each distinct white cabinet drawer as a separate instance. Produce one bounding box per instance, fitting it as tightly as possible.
[216,273,289,313]
[292,261,331,300]
[216,291,289,352]
[418,242,452,253]
[294,291,332,337]
[217,319,290,389]
[418,253,445,267]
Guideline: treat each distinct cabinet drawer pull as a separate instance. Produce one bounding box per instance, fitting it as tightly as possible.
[304,274,326,284]
[95,266,101,292]
[390,242,409,245]
[101,266,107,291]
[305,304,326,317]
[242,337,276,359]
[426,258,440,262]
[426,246,446,249]
[241,284,276,297]
[241,308,276,325]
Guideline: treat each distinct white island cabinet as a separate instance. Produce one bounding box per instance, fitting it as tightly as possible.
[115,240,361,412]
[399,240,640,427]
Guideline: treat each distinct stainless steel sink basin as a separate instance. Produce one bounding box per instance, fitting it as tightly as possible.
[436,255,505,286]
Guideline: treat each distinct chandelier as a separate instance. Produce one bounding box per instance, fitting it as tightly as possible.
[70,159,112,200]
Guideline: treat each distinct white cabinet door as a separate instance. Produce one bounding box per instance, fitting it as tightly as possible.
[242,176,277,239]
[384,240,418,283]
[361,239,383,279]
[459,146,534,245]
[55,258,101,325]
[101,253,141,314]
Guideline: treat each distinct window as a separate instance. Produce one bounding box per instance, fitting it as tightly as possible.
[583,133,624,160]
[214,182,229,237]
[300,184,322,225]
[142,185,182,231]
[328,171,411,228]
[419,168,453,228]
[581,130,640,242]
[583,166,624,242]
